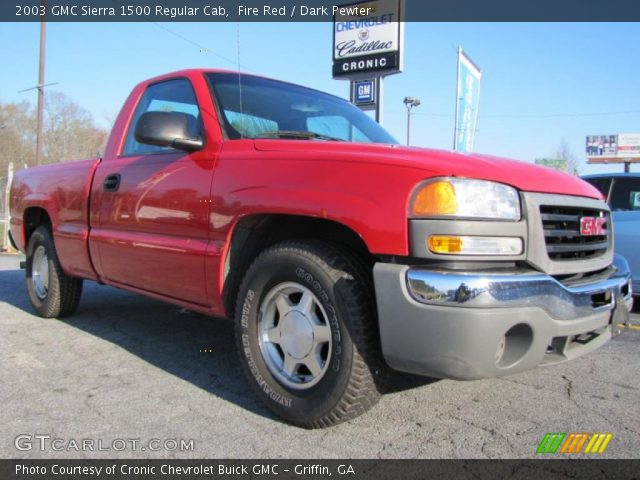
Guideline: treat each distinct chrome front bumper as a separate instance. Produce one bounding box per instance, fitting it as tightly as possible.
[406,255,633,321]
[374,255,633,380]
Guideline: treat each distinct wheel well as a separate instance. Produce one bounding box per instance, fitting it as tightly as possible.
[23,207,52,245]
[222,214,374,319]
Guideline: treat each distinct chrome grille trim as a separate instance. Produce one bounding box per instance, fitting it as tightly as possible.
[539,205,609,260]
[523,193,613,276]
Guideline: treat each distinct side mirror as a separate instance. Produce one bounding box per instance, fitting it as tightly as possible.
[134,111,204,152]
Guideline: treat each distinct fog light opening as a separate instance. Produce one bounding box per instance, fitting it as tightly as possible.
[496,323,533,368]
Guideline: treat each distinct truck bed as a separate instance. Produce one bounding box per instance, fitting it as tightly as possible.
[10,158,101,280]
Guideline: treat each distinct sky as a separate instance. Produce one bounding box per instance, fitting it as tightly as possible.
[1,21,639,174]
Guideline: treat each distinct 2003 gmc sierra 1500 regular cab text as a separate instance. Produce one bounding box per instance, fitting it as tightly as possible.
[9,70,634,428]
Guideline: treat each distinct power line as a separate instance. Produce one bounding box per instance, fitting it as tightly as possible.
[18,82,58,94]
[386,109,640,119]
[385,111,451,118]
[151,23,258,73]
[481,110,640,119]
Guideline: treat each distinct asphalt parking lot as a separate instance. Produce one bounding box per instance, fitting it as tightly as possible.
[1,253,638,459]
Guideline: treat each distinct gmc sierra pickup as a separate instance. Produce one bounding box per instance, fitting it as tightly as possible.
[9,69,633,428]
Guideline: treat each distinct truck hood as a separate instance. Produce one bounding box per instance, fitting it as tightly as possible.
[253,140,602,200]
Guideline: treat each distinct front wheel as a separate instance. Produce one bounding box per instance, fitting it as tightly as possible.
[235,240,385,428]
[26,226,83,318]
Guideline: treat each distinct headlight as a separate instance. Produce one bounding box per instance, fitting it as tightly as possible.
[411,178,521,221]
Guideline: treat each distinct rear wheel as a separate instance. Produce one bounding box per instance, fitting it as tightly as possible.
[26,226,83,318]
[235,240,385,428]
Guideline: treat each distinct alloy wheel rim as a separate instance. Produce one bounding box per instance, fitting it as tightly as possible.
[32,245,49,300]
[257,282,333,390]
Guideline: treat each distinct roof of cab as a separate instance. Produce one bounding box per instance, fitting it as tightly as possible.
[582,172,640,179]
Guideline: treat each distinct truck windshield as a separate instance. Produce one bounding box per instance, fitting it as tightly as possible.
[584,176,640,211]
[206,72,398,145]
[609,177,640,211]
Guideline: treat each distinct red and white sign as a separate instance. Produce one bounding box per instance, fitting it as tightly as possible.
[618,133,640,158]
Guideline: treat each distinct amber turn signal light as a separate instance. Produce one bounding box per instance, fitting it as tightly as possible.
[413,181,457,216]
[428,236,464,254]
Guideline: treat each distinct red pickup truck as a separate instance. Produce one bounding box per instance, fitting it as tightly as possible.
[9,69,633,428]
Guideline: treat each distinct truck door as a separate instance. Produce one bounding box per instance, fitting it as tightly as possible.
[90,78,214,306]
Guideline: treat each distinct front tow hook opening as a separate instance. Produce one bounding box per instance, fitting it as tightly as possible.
[620,281,631,298]
[591,290,613,309]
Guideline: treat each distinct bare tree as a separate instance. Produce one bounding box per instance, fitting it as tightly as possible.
[0,100,36,171]
[0,92,109,170]
[554,138,581,176]
[43,91,108,164]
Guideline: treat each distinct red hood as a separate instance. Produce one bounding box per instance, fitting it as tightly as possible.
[254,140,603,200]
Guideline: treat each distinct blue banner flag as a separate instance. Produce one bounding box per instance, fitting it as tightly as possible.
[454,47,482,152]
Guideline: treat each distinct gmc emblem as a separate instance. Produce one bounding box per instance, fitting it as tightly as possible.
[580,217,606,236]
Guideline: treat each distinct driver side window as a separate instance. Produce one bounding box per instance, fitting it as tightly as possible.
[122,78,202,156]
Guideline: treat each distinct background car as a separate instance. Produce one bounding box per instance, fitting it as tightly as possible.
[583,173,640,298]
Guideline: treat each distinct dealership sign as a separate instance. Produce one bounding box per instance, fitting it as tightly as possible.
[353,79,376,106]
[333,0,403,78]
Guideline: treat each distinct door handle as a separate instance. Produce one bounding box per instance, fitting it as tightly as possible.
[103,174,121,192]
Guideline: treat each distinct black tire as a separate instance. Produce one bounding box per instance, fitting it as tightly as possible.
[25,226,83,318]
[234,239,385,428]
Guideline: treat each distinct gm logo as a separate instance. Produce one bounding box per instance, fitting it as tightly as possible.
[353,79,375,106]
[537,433,613,454]
[580,216,607,236]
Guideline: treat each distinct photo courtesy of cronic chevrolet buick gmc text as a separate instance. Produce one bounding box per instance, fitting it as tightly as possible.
[8,70,634,428]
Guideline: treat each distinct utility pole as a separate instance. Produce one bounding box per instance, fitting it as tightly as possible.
[18,3,58,167]
[35,17,46,167]
[403,96,421,146]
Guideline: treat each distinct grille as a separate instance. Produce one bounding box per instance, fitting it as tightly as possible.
[540,205,609,261]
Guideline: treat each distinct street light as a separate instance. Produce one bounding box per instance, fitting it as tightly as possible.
[403,96,421,146]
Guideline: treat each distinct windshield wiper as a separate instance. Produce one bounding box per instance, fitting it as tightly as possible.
[254,130,344,142]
